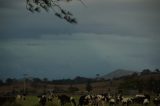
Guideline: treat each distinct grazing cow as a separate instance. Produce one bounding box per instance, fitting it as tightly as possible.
[22,93,26,100]
[115,94,123,104]
[78,94,107,106]
[132,94,150,104]
[121,97,132,106]
[109,98,116,106]
[16,94,22,100]
[16,94,26,100]
[153,97,160,106]
[144,94,150,101]
[58,95,76,106]
[143,98,149,106]
[39,95,47,106]
[78,95,92,106]
[94,95,106,106]
[47,92,56,101]
[101,93,110,102]
[47,94,54,101]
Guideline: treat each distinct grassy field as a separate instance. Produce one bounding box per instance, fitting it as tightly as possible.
[1,95,156,106]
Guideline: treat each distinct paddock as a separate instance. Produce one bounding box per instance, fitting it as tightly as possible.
[0,95,159,106]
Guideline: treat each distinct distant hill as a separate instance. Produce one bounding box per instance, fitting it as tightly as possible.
[102,69,138,79]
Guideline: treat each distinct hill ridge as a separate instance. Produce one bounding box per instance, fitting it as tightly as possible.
[102,69,138,79]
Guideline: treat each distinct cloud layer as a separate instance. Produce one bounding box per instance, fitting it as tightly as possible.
[0,0,160,79]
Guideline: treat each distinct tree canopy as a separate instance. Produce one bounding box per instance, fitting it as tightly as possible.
[26,0,85,24]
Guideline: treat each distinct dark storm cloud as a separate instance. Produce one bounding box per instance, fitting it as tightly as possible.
[0,0,14,8]
[0,34,159,79]
[0,0,23,9]
[0,37,112,79]
[1,0,160,39]
[0,0,160,79]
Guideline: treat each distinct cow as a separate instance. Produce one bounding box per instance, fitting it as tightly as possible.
[153,97,160,106]
[39,95,47,106]
[132,94,150,104]
[58,94,76,106]
[115,94,123,104]
[121,97,132,106]
[143,98,149,106]
[16,94,22,100]
[16,94,26,101]
[78,95,92,106]
[109,98,116,106]
[93,94,106,106]
[47,94,54,102]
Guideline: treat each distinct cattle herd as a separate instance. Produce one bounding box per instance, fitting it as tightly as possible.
[36,93,160,106]
[0,93,160,106]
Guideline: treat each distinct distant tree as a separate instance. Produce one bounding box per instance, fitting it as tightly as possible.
[155,69,160,73]
[131,72,138,77]
[0,79,4,86]
[96,74,100,77]
[5,78,14,85]
[74,76,90,83]
[141,69,151,75]
[26,0,86,24]
[43,78,48,83]
[96,74,100,80]
[31,78,43,88]
[86,80,92,92]
[32,77,42,83]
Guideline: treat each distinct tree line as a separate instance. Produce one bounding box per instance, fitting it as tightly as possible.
[1,68,159,85]
[0,68,159,95]
[117,69,160,94]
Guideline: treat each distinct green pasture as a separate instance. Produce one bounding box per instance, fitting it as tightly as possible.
[1,96,156,106]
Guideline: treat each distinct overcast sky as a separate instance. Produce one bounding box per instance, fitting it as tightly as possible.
[0,0,160,80]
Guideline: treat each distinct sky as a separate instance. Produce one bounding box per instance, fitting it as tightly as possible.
[0,0,160,80]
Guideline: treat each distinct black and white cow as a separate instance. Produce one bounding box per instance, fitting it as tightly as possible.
[78,94,108,106]
[153,97,160,106]
[109,98,116,106]
[16,94,26,101]
[58,95,76,106]
[121,97,132,106]
[143,98,149,106]
[78,95,92,106]
[132,94,150,104]
[39,95,47,106]
[115,94,123,104]
[94,94,106,106]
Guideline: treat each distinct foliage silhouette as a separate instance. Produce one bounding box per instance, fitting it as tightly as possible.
[26,0,86,24]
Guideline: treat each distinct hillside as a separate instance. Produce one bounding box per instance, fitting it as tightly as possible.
[102,69,138,79]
